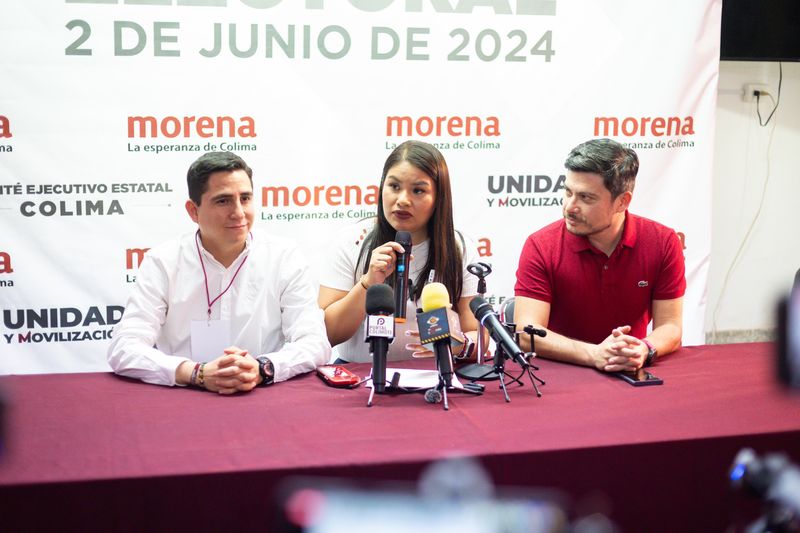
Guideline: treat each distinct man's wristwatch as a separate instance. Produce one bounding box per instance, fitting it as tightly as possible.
[642,339,658,367]
[256,356,275,386]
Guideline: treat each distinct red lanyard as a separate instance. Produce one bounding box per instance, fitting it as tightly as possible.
[195,231,249,318]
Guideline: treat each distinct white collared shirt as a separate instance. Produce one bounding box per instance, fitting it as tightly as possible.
[108,232,331,385]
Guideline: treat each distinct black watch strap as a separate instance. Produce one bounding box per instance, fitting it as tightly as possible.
[642,339,658,367]
[256,356,275,386]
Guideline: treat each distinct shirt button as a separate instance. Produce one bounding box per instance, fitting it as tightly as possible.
[603,265,609,270]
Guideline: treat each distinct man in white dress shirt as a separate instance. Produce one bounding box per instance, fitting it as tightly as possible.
[108,152,330,393]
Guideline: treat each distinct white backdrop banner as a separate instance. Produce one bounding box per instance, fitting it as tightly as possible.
[0,0,719,374]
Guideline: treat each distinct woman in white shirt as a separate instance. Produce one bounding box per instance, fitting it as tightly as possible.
[318,140,481,363]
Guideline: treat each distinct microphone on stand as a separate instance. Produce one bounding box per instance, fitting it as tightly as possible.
[456,263,502,382]
[394,231,412,324]
[469,296,528,368]
[365,284,395,393]
[467,262,492,364]
[466,297,546,400]
[416,283,464,388]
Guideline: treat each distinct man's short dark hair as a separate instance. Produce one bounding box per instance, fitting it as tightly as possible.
[564,138,639,198]
[187,151,253,205]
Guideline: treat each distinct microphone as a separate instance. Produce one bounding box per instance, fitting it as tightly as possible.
[469,296,527,366]
[394,231,412,323]
[365,284,395,393]
[523,325,548,338]
[416,283,464,388]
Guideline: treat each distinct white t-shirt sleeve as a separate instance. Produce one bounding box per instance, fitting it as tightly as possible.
[318,223,370,292]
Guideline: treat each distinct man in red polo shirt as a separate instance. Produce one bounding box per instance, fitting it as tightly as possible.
[514,138,685,372]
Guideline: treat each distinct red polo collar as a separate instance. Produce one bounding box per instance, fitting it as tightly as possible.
[564,211,638,255]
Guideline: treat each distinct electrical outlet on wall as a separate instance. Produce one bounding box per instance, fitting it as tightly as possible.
[742,83,771,102]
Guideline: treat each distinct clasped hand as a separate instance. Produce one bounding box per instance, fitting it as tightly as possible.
[202,346,261,394]
[593,326,648,373]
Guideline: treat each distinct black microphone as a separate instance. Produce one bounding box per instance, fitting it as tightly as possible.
[394,231,412,324]
[523,325,548,338]
[416,283,464,388]
[365,284,395,393]
[469,296,527,366]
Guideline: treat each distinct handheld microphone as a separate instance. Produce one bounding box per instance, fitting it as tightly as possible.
[365,284,395,393]
[394,231,412,323]
[416,283,464,388]
[469,296,527,366]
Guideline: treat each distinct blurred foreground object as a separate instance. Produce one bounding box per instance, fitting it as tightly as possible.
[777,288,800,388]
[280,456,617,533]
[730,448,800,532]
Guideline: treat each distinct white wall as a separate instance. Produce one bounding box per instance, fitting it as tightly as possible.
[707,61,800,342]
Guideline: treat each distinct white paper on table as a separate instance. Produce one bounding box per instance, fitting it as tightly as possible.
[366,367,464,389]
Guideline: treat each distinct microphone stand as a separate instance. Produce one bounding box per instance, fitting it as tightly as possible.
[365,280,410,408]
[370,278,465,408]
[456,263,501,382]
[414,278,484,411]
[504,323,546,398]
[481,322,546,402]
[491,335,513,402]
[425,354,484,411]
[366,369,404,407]
[523,325,547,395]
[425,323,485,411]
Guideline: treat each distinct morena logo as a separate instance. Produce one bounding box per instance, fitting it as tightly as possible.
[476,238,492,258]
[0,115,11,138]
[0,251,13,274]
[262,184,379,207]
[126,248,151,270]
[386,115,500,137]
[127,115,256,139]
[594,115,695,137]
[0,250,13,287]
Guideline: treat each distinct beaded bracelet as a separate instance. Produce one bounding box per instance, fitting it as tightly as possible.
[455,338,475,360]
[198,363,205,387]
